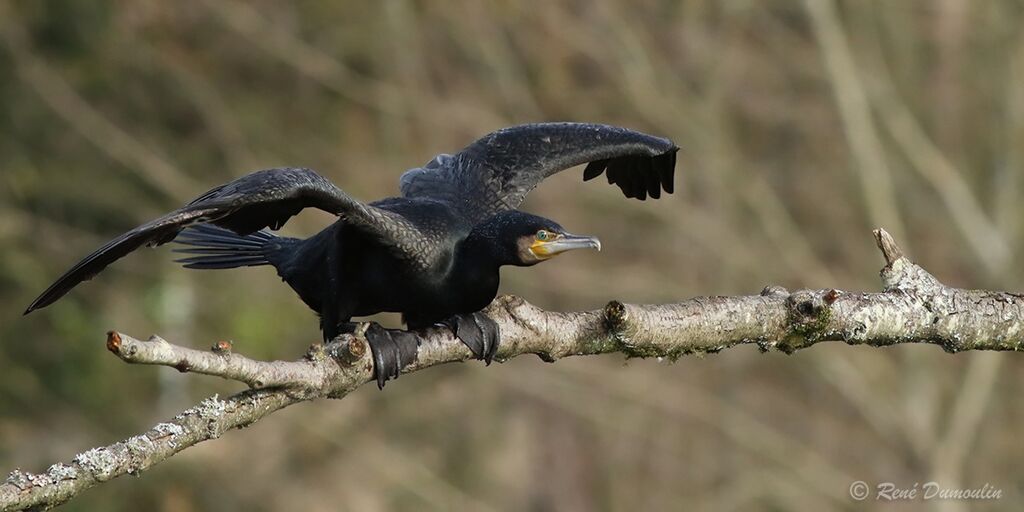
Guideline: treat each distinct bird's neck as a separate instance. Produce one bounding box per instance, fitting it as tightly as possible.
[443,231,505,310]
[456,229,509,274]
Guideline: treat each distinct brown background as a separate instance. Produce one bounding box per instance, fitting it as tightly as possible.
[1,1,1022,510]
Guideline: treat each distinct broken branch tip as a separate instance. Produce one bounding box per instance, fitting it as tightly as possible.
[873,228,904,266]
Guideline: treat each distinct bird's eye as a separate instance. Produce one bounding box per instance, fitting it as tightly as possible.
[536,230,550,241]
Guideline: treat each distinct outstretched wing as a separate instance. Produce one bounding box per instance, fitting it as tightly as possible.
[399,123,678,223]
[25,167,423,313]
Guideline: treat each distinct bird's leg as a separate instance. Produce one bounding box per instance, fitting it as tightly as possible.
[321,319,340,343]
[335,323,359,335]
[442,312,500,364]
[363,323,419,389]
[321,318,357,341]
[324,317,417,389]
[320,244,343,343]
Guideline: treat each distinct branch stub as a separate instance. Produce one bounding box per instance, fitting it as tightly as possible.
[873,228,904,266]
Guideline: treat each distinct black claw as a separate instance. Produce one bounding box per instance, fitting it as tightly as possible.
[472,312,500,365]
[445,312,501,364]
[392,330,420,371]
[365,323,394,389]
[474,316,492,363]
[462,316,485,357]
[364,323,420,389]
[385,331,402,384]
[478,314,500,363]
[440,316,457,335]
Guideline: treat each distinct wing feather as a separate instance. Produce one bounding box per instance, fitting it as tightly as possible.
[26,167,423,313]
[400,122,678,222]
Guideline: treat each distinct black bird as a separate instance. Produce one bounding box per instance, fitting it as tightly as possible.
[25,123,678,387]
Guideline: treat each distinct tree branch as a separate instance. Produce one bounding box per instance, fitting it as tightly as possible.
[3,228,1022,510]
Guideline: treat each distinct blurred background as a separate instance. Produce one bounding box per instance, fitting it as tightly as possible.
[1,0,1022,510]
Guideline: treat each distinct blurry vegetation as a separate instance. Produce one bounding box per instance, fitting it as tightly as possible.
[1,0,1023,510]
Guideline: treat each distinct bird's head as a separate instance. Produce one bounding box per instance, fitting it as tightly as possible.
[471,211,601,267]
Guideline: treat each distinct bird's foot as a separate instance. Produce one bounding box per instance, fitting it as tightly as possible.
[442,312,500,364]
[363,323,419,389]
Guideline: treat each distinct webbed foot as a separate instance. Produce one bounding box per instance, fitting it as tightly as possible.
[364,323,419,389]
[442,312,500,364]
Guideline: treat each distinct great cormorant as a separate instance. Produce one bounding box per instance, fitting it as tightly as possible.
[25,123,678,387]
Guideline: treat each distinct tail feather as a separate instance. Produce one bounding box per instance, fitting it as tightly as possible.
[175,254,269,269]
[172,246,253,255]
[172,224,278,270]
[175,224,272,248]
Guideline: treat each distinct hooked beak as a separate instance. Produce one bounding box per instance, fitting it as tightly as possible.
[530,233,602,259]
